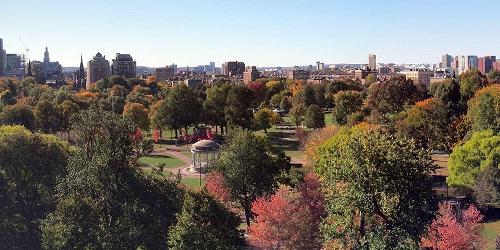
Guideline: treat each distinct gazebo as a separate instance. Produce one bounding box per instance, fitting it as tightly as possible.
[190,139,219,173]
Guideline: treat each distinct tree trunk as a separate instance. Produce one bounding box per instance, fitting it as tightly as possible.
[243,194,251,227]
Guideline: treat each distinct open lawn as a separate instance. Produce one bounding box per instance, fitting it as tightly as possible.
[483,220,500,249]
[180,177,204,189]
[138,155,184,168]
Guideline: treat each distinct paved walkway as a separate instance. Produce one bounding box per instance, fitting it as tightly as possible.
[152,146,203,179]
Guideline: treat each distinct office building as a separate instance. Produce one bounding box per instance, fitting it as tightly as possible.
[86,52,110,89]
[288,69,310,80]
[401,69,434,88]
[243,66,259,84]
[156,65,175,81]
[466,55,478,70]
[368,54,377,70]
[111,53,136,78]
[493,60,500,71]
[5,54,25,77]
[478,56,496,75]
[316,61,325,71]
[441,54,453,69]
[0,38,5,76]
[222,61,245,77]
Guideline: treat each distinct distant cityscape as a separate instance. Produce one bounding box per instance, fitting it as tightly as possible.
[0,37,499,90]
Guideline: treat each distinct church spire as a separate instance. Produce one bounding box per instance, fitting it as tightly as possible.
[26,60,32,76]
[43,47,50,62]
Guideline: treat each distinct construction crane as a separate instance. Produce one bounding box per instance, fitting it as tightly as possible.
[18,36,30,61]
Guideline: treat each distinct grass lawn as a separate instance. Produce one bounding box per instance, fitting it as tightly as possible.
[483,220,500,249]
[180,177,204,189]
[138,155,184,169]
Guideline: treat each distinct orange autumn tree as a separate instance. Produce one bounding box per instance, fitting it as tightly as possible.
[421,202,484,250]
[302,125,339,167]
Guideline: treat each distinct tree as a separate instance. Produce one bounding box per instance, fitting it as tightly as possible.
[57,99,80,135]
[429,78,463,117]
[248,187,313,249]
[280,95,292,112]
[204,171,231,205]
[315,127,437,248]
[473,166,500,205]
[211,128,290,226]
[332,90,364,125]
[447,130,500,188]
[168,191,244,249]
[162,84,202,137]
[34,99,61,133]
[304,104,325,129]
[0,125,69,249]
[224,85,253,129]
[459,69,488,101]
[302,125,339,167]
[42,107,183,249]
[289,102,305,128]
[467,84,500,133]
[421,202,484,250]
[0,103,36,130]
[487,69,500,84]
[123,102,150,130]
[253,108,275,134]
[0,89,16,105]
[367,75,421,121]
[396,98,449,151]
[365,73,377,86]
[203,84,231,134]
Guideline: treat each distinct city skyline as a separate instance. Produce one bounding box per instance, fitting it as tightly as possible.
[2,0,500,67]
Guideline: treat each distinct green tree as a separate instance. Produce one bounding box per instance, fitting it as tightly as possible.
[280,95,292,112]
[447,130,500,188]
[459,69,488,101]
[0,125,69,249]
[0,89,16,105]
[212,128,290,226]
[304,104,325,129]
[253,108,275,134]
[487,69,500,84]
[473,166,500,206]
[396,98,449,151]
[0,103,36,130]
[42,107,183,249]
[123,102,150,130]
[365,73,377,86]
[315,128,437,248]
[224,85,253,129]
[161,84,202,137]
[289,101,305,128]
[168,191,244,249]
[467,84,500,133]
[203,84,231,134]
[57,99,80,136]
[429,78,463,117]
[34,99,61,133]
[333,90,364,125]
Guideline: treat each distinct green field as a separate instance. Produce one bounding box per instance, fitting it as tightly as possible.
[180,177,204,189]
[138,155,184,168]
[483,220,500,249]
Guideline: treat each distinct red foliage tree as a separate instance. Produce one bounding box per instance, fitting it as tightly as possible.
[204,171,231,205]
[248,187,312,249]
[421,202,484,250]
[298,173,326,228]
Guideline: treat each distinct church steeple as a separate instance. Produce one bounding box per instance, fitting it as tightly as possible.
[26,60,32,76]
[43,47,50,62]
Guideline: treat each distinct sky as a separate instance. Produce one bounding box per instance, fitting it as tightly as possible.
[2,0,500,67]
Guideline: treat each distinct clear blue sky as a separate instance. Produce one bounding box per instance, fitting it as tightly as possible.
[2,0,500,67]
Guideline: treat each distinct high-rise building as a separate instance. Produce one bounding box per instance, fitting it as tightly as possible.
[441,54,453,69]
[0,38,5,76]
[243,66,259,84]
[288,69,310,80]
[457,55,467,74]
[368,54,377,70]
[466,55,478,70]
[493,60,500,71]
[5,54,25,77]
[222,61,245,77]
[316,61,325,71]
[478,56,496,75]
[86,52,110,89]
[111,53,136,78]
[155,65,175,81]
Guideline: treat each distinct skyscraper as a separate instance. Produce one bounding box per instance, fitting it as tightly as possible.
[111,53,136,78]
[86,52,110,89]
[222,61,245,77]
[5,54,25,77]
[466,55,478,70]
[441,54,453,69]
[0,38,6,76]
[368,54,376,70]
[478,56,496,75]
